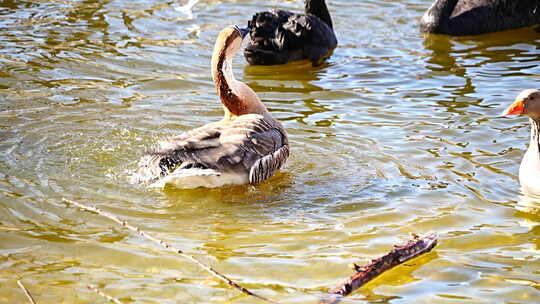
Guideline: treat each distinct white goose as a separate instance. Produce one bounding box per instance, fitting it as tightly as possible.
[132,26,289,189]
[503,89,540,195]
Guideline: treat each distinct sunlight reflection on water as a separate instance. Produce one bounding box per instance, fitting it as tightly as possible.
[1,0,540,303]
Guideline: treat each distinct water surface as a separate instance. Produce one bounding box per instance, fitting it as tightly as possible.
[1,0,540,303]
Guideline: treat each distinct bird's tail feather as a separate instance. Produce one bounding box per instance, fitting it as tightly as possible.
[149,168,222,189]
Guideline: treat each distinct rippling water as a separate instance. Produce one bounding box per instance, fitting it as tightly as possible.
[1,0,540,303]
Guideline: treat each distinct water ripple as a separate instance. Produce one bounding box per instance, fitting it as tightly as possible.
[1,0,540,303]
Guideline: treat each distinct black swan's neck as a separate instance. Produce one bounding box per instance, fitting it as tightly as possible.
[421,0,459,33]
[305,0,333,29]
[530,118,540,153]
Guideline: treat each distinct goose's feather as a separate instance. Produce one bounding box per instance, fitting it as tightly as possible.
[250,144,290,184]
[149,168,246,189]
[132,114,289,188]
[520,118,540,195]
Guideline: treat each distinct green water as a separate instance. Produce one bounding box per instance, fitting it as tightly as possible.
[1,0,539,303]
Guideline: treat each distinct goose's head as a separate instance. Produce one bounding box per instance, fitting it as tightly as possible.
[503,89,540,120]
[211,26,250,66]
[211,26,267,118]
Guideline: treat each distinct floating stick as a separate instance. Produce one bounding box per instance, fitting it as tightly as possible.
[17,280,37,304]
[87,285,123,304]
[321,232,438,304]
[62,198,278,304]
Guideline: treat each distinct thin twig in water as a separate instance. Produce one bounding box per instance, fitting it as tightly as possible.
[62,198,278,304]
[87,285,123,304]
[321,232,438,304]
[17,280,37,304]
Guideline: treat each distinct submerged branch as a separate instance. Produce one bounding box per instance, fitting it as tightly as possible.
[17,280,37,304]
[87,285,123,304]
[62,198,278,304]
[321,232,438,304]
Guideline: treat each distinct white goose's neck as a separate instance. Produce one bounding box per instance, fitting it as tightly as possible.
[529,118,540,154]
[519,117,540,195]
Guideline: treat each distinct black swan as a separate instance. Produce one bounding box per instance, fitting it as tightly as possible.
[502,89,540,195]
[420,0,540,35]
[132,26,289,188]
[244,0,337,65]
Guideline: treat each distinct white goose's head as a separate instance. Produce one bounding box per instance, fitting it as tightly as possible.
[503,89,540,120]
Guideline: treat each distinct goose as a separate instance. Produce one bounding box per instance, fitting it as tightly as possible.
[244,0,337,65]
[132,26,289,189]
[421,0,540,35]
[502,89,540,195]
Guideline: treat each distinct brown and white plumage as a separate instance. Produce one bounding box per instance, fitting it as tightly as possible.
[132,26,289,189]
[503,89,540,195]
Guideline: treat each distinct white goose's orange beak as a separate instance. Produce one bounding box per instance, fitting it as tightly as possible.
[502,98,525,115]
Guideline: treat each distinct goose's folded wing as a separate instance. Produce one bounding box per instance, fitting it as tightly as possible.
[247,131,290,184]
[206,115,289,183]
[131,122,224,183]
[158,121,224,151]
[132,115,289,184]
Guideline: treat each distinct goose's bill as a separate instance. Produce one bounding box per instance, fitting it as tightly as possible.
[235,26,250,39]
[502,99,525,115]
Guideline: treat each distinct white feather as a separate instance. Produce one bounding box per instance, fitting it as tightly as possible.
[149,168,248,189]
[421,12,435,26]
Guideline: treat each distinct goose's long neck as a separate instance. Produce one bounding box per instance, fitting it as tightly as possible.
[211,43,268,119]
[421,0,459,33]
[212,54,242,117]
[529,118,540,155]
[305,0,333,29]
[212,53,237,99]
